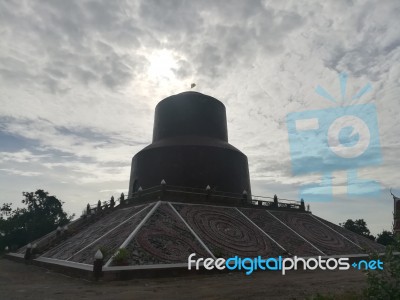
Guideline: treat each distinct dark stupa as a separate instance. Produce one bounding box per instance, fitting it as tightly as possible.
[8,91,386,280]
[128,91,251,198]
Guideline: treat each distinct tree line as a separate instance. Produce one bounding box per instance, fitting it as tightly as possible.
[0,189,73,252]
[340,218,395,246]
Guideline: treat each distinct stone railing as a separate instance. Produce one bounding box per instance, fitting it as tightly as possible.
[82,183,306,216]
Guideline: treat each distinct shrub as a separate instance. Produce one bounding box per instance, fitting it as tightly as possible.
[364,237,400,299]
[112,248,130,266]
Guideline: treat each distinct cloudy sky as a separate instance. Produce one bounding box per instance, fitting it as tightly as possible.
[1,0,399,235]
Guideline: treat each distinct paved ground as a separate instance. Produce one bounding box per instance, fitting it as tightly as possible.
[0,258,366,300]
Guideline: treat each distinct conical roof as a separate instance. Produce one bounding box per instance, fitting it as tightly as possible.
[12,199,385,272]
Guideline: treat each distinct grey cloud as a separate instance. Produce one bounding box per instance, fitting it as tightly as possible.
[0,0,307,93]
[194,44,223,77]
[135,0,305,79]
[0,168,41,177]
[0,0,145,92]
[45,67,68,79]
[138,0,204,34]
[206,0,266,20]
[42,76,70,94]
[73,67,98,85]
[311,0,400,81]
[172,59,193,79]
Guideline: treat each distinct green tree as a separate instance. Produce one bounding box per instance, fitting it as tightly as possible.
[339,219,375,240]
[0,189,73,252]
[0,203,12,216]
[364,236,400,298]
[376,230,395,246]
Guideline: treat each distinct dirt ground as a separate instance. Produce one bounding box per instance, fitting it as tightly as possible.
[0,258,366,300]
